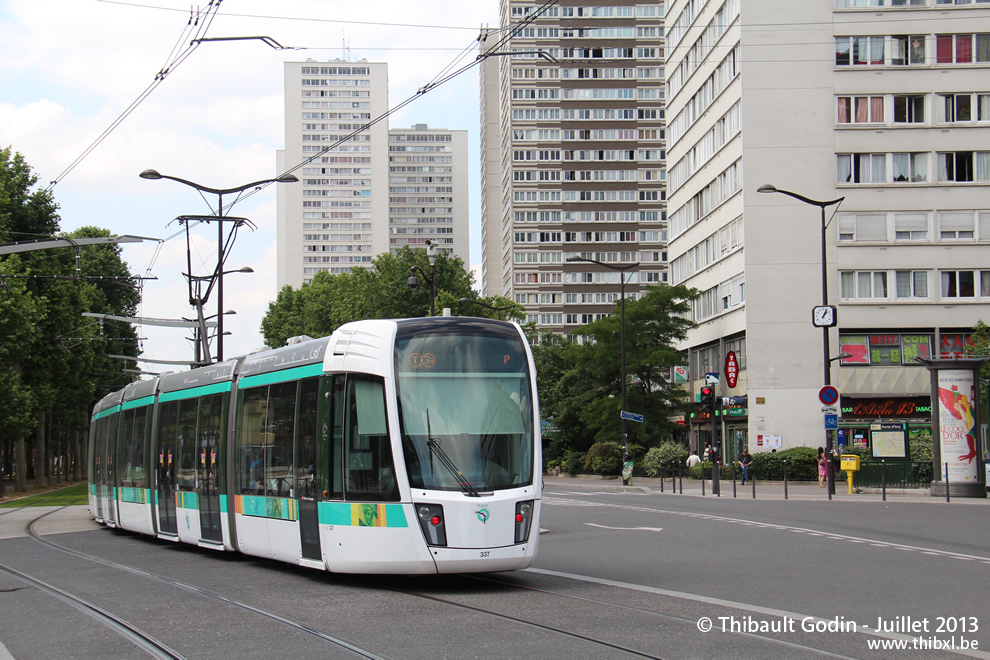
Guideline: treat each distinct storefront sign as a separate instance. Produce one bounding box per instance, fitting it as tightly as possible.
[839,395,931,420]
[724,351,738,388]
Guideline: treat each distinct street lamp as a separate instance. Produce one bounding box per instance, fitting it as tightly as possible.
[140,169,298,360]
[459,297,515,321]
[408,240,438,316]
[566,255,638,484]
[758,183,844,497]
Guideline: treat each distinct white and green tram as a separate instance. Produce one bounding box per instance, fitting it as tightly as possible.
[89,317,541,574]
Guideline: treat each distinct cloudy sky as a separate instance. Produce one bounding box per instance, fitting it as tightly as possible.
[0,0,498,368]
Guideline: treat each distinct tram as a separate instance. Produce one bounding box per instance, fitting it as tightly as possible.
[88,317,541,574]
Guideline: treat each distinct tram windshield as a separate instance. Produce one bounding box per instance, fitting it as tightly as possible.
[395,326,534,493]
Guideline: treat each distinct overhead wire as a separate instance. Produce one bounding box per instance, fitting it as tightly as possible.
[44,2,225,191]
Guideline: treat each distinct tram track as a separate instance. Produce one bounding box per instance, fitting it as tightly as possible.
[19,507,388,660]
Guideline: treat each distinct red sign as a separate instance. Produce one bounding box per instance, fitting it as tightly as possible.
[724,351,738,389]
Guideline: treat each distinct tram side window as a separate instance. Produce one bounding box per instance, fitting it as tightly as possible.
[157,401,179,485]
[120,407,149,488]
[197,394,223,491]
[235,383,297,497]
[343,376,399,502]
[236,387,269,495]
[297,378,320,499]
[177,399,199,491]
[268,382,296,497]
[118,409,135,487]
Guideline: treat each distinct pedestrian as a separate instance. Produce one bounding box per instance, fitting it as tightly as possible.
[686,452,701,468]
[817,447,827,488]
[703,442,712,462]
[739,449,753,485]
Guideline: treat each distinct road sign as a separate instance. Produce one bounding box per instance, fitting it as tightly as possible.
[824,414,839,430]
[819,385,839,405]
[620,410,644,423]
[704,372,720,386]
[821,406,838,414]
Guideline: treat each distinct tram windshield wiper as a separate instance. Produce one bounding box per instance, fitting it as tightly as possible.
[426,410,480,497]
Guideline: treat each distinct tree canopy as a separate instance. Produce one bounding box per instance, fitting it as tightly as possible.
[261,246,523,347]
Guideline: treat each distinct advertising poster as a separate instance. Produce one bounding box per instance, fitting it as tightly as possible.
[936,370,979,483]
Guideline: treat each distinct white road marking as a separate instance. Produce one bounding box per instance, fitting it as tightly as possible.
[585,523,662,532]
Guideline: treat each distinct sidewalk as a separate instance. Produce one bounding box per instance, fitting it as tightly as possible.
[542,474,990,504]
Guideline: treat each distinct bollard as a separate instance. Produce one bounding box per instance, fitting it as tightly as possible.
[785,460,790,499]
[945,462,950,503]
[660,461,664,493]
[678,462,683,494]
[732,464,737,499]
[881,459,886,502]
[752,473,756,499]
[702,472,706,496]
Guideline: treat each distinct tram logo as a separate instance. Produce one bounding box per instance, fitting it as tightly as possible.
[407,352,436,368]
[475,507,490,524]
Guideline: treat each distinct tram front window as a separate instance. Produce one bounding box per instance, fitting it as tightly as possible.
[395,328,534,493]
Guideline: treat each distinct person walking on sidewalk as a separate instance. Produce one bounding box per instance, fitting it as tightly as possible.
[817,447,827,488]
[739,449,753,485]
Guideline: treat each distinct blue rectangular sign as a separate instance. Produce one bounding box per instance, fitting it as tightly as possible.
[620,410,644,423]
[824,414,839,430]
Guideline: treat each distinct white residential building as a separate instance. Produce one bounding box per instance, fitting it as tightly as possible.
[479,0,667,329]
[665,0,990,459]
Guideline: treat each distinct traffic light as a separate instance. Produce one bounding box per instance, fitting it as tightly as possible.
[700,386,714,415]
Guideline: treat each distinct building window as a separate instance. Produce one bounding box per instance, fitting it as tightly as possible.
[894,213,928,240]
[838,214,887,241]
[895,271,929,298]
[835,36,885,66]
[936,34,990,64]
[892,153,927,182]
[891,35,926,65]
[893,95,925,123]
[841,271,888,299]
[940,270,977,298]
[837,96,883,123]
[937,152,990,181]
[938,211,975,239]
[837,153,885,183]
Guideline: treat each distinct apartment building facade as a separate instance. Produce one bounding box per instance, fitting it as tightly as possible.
[277,62,468,290]
[665,0,990,460]
[480,0,668,329]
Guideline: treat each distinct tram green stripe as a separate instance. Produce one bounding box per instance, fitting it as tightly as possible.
[238,363,325,389]
[91,406,120,422]
[176,491,199,509]
[318,502,408,528]
[220,495,228,514]
[236,495,298,520]
[122,396,155,411]
[159,381,232,402]
[120,487,149,504]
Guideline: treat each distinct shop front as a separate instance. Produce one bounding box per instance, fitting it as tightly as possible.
[837,395,932,456]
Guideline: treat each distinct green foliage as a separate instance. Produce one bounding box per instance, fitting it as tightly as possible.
[642,442,689,477]
[260,246,477,347]
[626,443,646,464]
[747,447,820,481]
[562,451,585,475]
[908,428,932,463]
[965,320,990,381]
[584,442,623,475]
[539,284,698,457]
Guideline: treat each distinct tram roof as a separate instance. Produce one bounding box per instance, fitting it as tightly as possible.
[121,376,159,401]
[157,359,238,394]
[238,335,333,379]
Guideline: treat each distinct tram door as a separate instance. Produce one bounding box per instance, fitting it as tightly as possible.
[156,402,178,535]
[197,394,223,543]
[93,420,104,521]
[297,377,323,561]
[104,415,118,527]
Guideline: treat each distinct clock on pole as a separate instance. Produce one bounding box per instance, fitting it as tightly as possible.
[812,305,837,328]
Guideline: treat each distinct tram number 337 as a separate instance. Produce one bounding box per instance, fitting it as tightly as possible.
[480,551,490,558]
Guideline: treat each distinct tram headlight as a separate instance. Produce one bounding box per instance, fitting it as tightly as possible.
[416,503,447,547]
[514,500,534,544]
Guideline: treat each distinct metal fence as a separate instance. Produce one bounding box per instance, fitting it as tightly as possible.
[850,461,931,489]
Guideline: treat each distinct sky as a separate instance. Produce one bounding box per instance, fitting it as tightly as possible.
[0,0,498,370]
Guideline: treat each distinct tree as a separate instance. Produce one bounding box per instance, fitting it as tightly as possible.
[261,246,478,347]
[553,283,698,451]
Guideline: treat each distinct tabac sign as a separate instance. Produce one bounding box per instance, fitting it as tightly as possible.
[840,395,931,420]
[724,351,738,389]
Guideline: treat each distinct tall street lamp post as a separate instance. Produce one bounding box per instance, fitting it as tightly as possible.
[758,184,844,497]
[408,240,438,316]
[140,169,298,360]
[566,256,639,484]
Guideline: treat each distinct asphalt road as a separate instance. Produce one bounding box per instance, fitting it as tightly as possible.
[1,480,988,659]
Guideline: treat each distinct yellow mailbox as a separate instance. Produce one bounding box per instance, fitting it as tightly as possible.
[840,454,860,494]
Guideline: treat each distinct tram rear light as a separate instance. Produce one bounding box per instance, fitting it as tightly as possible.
[514,500,535,544]
[416,503,447,547]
